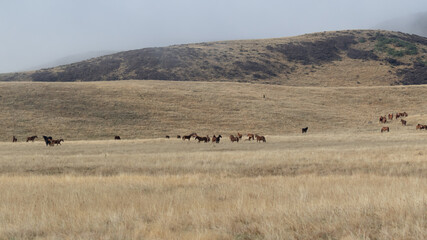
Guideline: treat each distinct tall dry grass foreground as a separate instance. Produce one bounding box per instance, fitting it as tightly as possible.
[0,175,425,240]
[0,132,426,239]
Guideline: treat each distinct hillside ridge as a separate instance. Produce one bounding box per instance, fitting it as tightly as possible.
[1,30,427,86]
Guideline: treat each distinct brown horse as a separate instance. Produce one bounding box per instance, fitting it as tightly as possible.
[12,136,17,142]
[381,127,389,132]
[26,136,38,142]
[379,116,387,123]
[182,135,192,141]
[237,133,243,139]
[51,139,64,145]
[165,135,170,139]
[247,134,255,141]
[229,135,239,143]
[388,113,393,120]
[401,119,407,126]
[255,134,266,142]
[177,135,181,139]
[114,136,121,140]
[195,136,209,143]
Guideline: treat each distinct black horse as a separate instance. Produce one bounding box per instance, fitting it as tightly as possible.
[302,127,308,134]
[43,136,53,146]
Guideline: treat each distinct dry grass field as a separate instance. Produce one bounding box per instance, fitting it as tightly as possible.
[1,81,426,239]
[2,80,427,141]
[0,133,426,239]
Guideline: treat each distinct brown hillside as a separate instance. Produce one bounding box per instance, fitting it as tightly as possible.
[1,30,426,86]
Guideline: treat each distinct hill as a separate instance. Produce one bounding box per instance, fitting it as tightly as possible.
[1,30,427,86]
[2,80,427,141]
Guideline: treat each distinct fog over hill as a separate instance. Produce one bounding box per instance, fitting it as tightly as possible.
[26,51,117,71]
[376,12,427,37]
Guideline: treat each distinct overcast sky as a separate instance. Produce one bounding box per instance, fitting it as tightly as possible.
[1,0,427,73]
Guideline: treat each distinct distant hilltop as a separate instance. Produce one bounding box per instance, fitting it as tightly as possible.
[1,30,426,87]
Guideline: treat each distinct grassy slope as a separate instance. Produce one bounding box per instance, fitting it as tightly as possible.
[2,80,427,141]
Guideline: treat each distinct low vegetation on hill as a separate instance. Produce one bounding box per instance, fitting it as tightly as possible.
[1,30,426,86]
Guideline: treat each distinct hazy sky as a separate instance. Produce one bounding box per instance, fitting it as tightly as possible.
[1,0,427,73]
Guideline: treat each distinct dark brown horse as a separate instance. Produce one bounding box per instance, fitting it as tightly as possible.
[12,136,17,142]
[255,134,266,142]
[51,139,64,145]
[401,119,407,126]
[381,127,389,132]
[182,135,192,141]
[114,136,121,140]
[26,136,38,142]
[195,136,209,143]
[229,135,239,143]
[237,133,243,139]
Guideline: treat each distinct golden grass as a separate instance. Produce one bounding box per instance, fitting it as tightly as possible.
[1,132,426,239]
[2,80,427,141]
[1,80,426,239]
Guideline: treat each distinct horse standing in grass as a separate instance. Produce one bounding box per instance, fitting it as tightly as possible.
[302,127,308,134]
[229,135,239,143]
[247,134,255,141]
[26,136,37,142]
[255,134,266,142]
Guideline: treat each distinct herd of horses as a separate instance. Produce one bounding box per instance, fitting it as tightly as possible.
[168,133,267,143]
[379,111,427,132]
[14,110,427,144]
[12,135,64,146]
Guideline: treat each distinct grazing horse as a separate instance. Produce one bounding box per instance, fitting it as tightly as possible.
[195,136,209,143]
[213,135,222,143]
[401,119,407,126]
[114,136,121,140]
[182,135,192,141]
[381,127,389,132]
[51,139,64,145]
[237,133,243,139]
[26,136,38,142]
[43,136,53,146]
[302,127,308,134]
[247,134,255,141]
[255,134,266,142]
[12,136,17,142]
[229,135,239,143]
[388,113,393,120]
[416,124,427,130]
